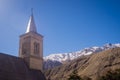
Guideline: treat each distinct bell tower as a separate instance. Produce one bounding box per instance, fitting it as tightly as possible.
[19,11,43,71]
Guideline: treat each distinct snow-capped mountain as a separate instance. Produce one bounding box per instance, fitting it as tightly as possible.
[44,43,120,69]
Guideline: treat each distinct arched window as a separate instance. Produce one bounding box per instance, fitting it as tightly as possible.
[22,42,28,55]
[34,42,39,55]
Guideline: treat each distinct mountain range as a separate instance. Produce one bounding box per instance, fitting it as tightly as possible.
[44,47,120,80]
[44,43,120,69]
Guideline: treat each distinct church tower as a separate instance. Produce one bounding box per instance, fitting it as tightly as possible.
[19,12,43,71]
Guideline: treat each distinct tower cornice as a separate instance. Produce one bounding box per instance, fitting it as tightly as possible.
[20,32,43,38]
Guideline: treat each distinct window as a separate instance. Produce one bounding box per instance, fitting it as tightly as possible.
[22,43,28,55]
[34,42,40,55]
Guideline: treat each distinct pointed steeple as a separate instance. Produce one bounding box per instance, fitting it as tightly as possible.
[26,9,37,33]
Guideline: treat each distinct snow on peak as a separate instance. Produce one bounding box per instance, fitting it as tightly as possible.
[44,53,68,62]
[44,46,100,62]
[44,43,120,62]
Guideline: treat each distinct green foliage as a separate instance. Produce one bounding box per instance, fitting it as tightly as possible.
[99,69,120,80]
[68,70,82,80]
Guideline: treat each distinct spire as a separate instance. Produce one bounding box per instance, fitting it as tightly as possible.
[26,9,37,33]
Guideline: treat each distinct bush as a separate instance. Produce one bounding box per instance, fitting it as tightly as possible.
[99,69,120,80]
[68,70,82,80]
[67,70,92,80]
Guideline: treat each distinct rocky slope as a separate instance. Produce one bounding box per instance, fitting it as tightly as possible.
[44,43,120,69]
[44,47,120,80]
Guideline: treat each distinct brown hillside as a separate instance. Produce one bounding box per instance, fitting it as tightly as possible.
[44,48,120,80]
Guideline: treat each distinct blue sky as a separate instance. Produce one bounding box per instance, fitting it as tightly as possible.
[0,0,120,56]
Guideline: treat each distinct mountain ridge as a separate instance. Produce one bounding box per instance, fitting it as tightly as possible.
[44,43,120,62]
[44,47,120,80]
[44,43,120,69]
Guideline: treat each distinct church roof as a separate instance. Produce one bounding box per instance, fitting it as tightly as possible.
[26,12,37,33]
[0,53,46,80]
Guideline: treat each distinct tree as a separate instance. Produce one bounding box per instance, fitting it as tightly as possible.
[99,69,120,80]
[68,70,82,80]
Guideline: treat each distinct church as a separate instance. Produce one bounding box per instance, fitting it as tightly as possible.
[0,12,46,80]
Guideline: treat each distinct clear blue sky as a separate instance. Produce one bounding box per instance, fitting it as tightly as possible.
[0,0,120,56]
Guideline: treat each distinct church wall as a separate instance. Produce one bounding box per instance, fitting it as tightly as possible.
[29,57,43,71]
